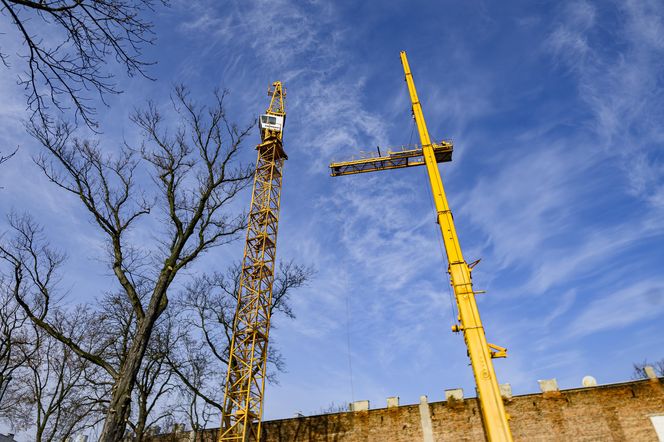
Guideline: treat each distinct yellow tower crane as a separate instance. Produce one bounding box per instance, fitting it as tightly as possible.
[329,52,513,442]
[219,81,287,442]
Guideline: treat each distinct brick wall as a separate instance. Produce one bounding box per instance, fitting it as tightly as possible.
[152,378,664,441]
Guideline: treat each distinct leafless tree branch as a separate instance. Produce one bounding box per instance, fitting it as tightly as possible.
[0,0,167,128]
[1,86,257,441]
[165,261,313,429]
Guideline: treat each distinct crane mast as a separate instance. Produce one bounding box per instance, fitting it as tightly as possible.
[219,82,287,442]
[329,52,513,441]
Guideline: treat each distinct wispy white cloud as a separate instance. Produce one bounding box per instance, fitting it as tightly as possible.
[458,141,595,272]
[546,2,596,60]
[546,0,664,208]
[456,0,664,302]
[176,0,337,70]
[295,75,389,169]
[522,212,664,295]
[177,9,234,39]
[568,277,664,337]
[434,0,664,394]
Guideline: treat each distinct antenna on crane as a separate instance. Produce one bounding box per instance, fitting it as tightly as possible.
[219,81,287,442]
[329,52,513,441]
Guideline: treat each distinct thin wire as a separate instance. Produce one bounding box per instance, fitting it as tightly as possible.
[447,269,457,327]
[420,156,458,326]
[408,118,416,147]
[344,286,355,403]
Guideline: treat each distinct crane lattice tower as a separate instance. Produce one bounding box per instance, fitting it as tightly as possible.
[219,82,287,442]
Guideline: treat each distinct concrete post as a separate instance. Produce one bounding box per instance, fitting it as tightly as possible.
[350,400,369,412]
[445,388,464,401]
[499,383,512,399]
[418,395,434,442]
[538,378,559,393]
[644,365,658,381]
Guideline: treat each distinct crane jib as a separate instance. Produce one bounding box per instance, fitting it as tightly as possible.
[328,52,514,442]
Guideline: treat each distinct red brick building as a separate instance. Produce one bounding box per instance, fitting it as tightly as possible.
[153,377,664,441]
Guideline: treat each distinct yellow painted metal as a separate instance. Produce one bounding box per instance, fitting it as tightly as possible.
[401,51,512,442]
[401,50,513,442]
[328,52,513,441]
[329,141,452,176]
[219,82,287,442]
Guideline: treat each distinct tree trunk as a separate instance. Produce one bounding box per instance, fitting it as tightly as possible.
[135,423,145,442]
[99,339,147,441]
[135,390,148,441]
[99,287,167,442]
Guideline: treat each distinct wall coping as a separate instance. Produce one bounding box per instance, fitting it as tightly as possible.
[266,377,663,423]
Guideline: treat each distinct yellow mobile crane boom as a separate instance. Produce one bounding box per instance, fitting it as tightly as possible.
[330,52,513,441]
[219,82,287,442]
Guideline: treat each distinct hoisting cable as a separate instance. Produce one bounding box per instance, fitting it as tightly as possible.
[418,148,458,328]
[408,118,416,148]
[344,276,355,403]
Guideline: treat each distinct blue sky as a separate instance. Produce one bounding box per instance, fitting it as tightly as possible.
[2,0,664,423]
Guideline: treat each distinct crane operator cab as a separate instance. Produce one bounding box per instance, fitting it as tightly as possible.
[259,114,284,133]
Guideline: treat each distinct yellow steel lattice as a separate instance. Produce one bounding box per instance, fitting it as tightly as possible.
[219,82,286,442]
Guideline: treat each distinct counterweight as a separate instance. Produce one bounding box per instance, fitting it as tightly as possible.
[219,82,287,442]
[329,52,513,441]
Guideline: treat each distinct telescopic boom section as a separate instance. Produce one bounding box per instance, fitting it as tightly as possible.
[219,82,287,442]
[328,53,513,441]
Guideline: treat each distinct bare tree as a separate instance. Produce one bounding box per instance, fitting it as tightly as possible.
[0,148,17,167]
[70,290,177,440]
[0,0,167,128]
[0,86,256,441]
[315,401,350,415]
[0,148,18,192]
[171,332,220,442]
[632,358,664,379]
[18,322,101,442]
[0,288,31,417]
[128,316,177,440]
[0,300,103,441]
[166,261,312,433]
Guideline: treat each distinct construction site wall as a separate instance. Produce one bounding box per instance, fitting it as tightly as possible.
[151,378,664,441]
